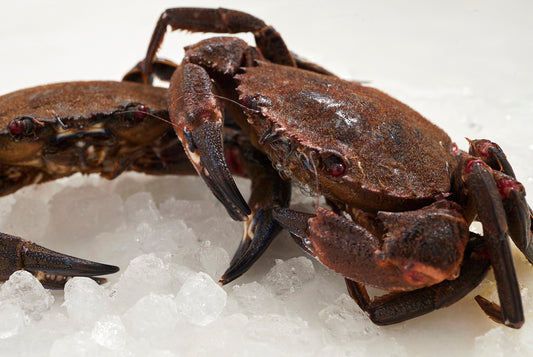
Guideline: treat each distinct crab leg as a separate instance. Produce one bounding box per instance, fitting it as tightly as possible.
[469,139,516,179]
[219,137,291,285]
[0,233,118,289]
[469,139,533,263]
[501,188,533,263]
[344,234,490,325]
[466,161,524,328]
[123,58,179,84]
[142,7,295,80]
[273,202,525,327]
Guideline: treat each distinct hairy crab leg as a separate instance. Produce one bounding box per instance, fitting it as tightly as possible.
[500,186,533,263]
[0,233,118,289]
[125,54,291,279]
[466,161,524,328]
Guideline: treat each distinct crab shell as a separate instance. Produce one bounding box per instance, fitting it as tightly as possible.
[236,62,456,213]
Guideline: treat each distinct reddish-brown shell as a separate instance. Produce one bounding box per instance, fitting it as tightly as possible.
[237,63,456,212]
[0,81,169,165]
[0,81,167,125]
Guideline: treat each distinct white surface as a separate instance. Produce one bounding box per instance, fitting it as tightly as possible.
[1,0,533,356]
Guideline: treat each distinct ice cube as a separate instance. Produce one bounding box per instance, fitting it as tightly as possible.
[91,315,126,351]
[245,313,309,346]
[198,240,230,279]
[0,302,24,339]
[230,281,281,314]
[262,256,316,298]
[50,331,101,357]
[318,293,380,343]
[0,270,54,320]
[63,277,111,328]
[112,254,173,310]
[124,191,161,224]
[122,293,179,339]
[175,272,227,326]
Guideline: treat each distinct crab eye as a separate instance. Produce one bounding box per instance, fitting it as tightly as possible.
[134,104,147,119]
[8,117,35,136]
[124,103,148,120]
[323,155,346,177]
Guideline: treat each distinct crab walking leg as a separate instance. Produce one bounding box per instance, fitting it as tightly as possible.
[469,139,517,179]
[169,62,250,220]
[501,188,533,263]
[0,233,119,289]
[123,58,179,84]
[219,136,291,285]
[344,234,491,325]
[466,161,524,328]
[468,140,533,263]
[142,7,296,80]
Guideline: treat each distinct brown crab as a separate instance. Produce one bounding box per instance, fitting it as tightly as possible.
[133,8,533,328]
[0,77,286,290]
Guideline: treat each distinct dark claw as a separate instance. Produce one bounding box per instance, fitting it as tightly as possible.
[504,190,533,263]
[0,233,119,289]
[190,122,251,221]
[219,207,282,285]
[272,207,313,238]
[468,163,524,328]
[272,207,315,255]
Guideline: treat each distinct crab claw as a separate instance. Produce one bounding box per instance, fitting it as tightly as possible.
[0,233,119,289]
[219,207,282,285]
[170,63,251,221]
[272,207,316,255]
[274,201,469,292]
[182,121,251,221]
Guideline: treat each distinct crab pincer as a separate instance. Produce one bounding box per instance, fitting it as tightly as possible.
[169,63,251,221]
[0,233,118,289]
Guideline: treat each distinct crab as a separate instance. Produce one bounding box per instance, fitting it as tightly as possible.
[0,80,174,287]
[0,76,285,290]
[130,8,532,328]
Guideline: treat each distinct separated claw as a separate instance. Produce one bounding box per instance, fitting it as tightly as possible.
[0,233,119,289]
